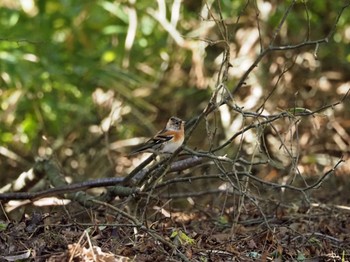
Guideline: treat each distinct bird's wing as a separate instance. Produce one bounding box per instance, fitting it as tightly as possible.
[131,131,174,154]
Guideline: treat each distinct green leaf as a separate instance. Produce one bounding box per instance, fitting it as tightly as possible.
[285,107,313,116]
[170,230,195,245]
[297,251,306,261]
[0,221,9,231]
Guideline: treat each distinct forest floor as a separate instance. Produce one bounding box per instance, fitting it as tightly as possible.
[1,175,349,262]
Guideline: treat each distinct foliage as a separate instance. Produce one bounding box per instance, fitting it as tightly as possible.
[1,0,350,260]
[0,0,349,158]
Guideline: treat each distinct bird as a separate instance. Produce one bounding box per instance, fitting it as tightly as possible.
[131,116,185,155]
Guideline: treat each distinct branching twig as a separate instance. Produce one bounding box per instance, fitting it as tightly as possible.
[157,157,343,200]
[270,0,297,46]
[93,199,191,262]
[214,88,350,152]
[0,156,205,201]
[232,1,350,96]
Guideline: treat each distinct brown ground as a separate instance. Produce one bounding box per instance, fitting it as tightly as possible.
[1,172,349,262]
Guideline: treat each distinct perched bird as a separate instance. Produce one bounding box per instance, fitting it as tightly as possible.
[131,116,185,154]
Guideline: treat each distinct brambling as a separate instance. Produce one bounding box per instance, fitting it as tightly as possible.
[131,116,185,154]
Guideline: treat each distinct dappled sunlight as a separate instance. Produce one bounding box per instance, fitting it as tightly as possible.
[1,0,350,260]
